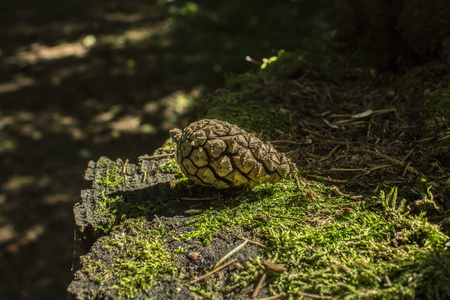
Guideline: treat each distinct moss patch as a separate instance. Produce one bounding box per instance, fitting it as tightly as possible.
[96,160,125,188]
[181,179,449,298]
[81,219,179,298]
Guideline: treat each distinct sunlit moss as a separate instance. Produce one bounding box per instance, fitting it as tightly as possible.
[181,181,449,298]
[155,138,177,154]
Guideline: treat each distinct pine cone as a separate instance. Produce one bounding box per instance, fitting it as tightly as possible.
[170,119,298,189]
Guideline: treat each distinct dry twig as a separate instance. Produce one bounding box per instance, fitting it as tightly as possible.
[184,209,204,215]
[190,259,237,284]
[330,186,364,200]
[180,196,219,201]
[329,168,365,172]
[362,149,420,175]
[139,153,175,160]
[269,140,304,145]
[256,294,285,300]
[319,145,340,162]
[311,175,348,183]
[296,291,332,300]
[122,159,129,174]
[236,236,266,248]
[251,273,267,299]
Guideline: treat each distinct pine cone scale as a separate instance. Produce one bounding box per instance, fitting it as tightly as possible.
[172,119,298,189]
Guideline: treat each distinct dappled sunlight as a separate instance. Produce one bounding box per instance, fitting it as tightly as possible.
[156,88,200,130]
[100,21,173,49]
[4,224,45,255]
[0,224,15,244]
[110,115,141,133]
[2,176,35,192]
[0,76,35,94]
[0,110,84,143]
[6,41,91,65]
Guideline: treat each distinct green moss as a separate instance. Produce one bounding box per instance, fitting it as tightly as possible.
[155,138,177,154]
[180,179,449,298]
[158,158,185,178]
[95,191,159,233]
[83,219,179,299]
[80,257,106,285]
[97,161,125,188]
[201,91,295,136]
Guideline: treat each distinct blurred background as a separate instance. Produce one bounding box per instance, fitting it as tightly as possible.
[0,0,339,298]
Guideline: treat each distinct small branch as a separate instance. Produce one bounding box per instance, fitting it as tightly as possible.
[296,291,332,300]
[372,107,396,116]
[190,259,237,284]
[319,145,340,162]
[363,149,420,175]
[311,175,348,183]
[414,136,436,143]
[251,273,267,299]
[330,186,363,200]
[122,159,129,174]
[401,162,411,177]
[236,236,266,248]
[184,209,204,215]
[180,196,219,201]
[139,153,175,160]
[437,134,450,141]
[261,260,287,273]
[329,168,365,172]
[256,294,285,300]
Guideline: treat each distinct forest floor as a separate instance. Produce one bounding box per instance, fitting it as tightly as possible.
[67,26,450,300]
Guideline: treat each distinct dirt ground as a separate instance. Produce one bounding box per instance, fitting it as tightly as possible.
[0,1,339,299]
